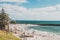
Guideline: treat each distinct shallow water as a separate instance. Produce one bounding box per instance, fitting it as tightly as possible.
[16,20,60,34]
[29,26,60,33]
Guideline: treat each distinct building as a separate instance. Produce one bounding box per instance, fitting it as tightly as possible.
[0,8,10,30]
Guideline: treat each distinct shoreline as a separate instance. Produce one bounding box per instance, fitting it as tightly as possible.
[9,24,60,40]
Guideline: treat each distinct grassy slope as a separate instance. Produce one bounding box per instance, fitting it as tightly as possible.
[0,30,21,40]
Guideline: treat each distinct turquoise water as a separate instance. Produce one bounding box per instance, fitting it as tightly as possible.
[16,20,60,24]
[29,26,60,33]
[16,20,60,33]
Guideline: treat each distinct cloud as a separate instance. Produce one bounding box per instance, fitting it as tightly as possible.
[0,4,32,20]
[30,5,60,20]
[0,0,28,3]
[0,4,60,20]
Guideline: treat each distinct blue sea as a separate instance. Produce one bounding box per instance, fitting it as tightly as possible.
[16,20,60,24]
[16,20,60,33]
[28,26,60,33]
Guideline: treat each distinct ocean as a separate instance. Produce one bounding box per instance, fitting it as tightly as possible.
[16,20,60,24]
[16,20,60,33]
[28,26,60,33]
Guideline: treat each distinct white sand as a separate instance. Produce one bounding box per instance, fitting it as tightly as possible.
[9,24,60,40]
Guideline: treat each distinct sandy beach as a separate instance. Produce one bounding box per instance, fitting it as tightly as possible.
[9,24,60,40]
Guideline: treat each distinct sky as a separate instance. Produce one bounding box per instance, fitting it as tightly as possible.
[0,0,60,20]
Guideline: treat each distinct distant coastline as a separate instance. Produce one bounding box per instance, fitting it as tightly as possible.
[37,24,60,26]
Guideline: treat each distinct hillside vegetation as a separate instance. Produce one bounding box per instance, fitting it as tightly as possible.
[0,30,20,40]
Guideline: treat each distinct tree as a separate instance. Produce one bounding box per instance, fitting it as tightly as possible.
[0,8,10,30]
